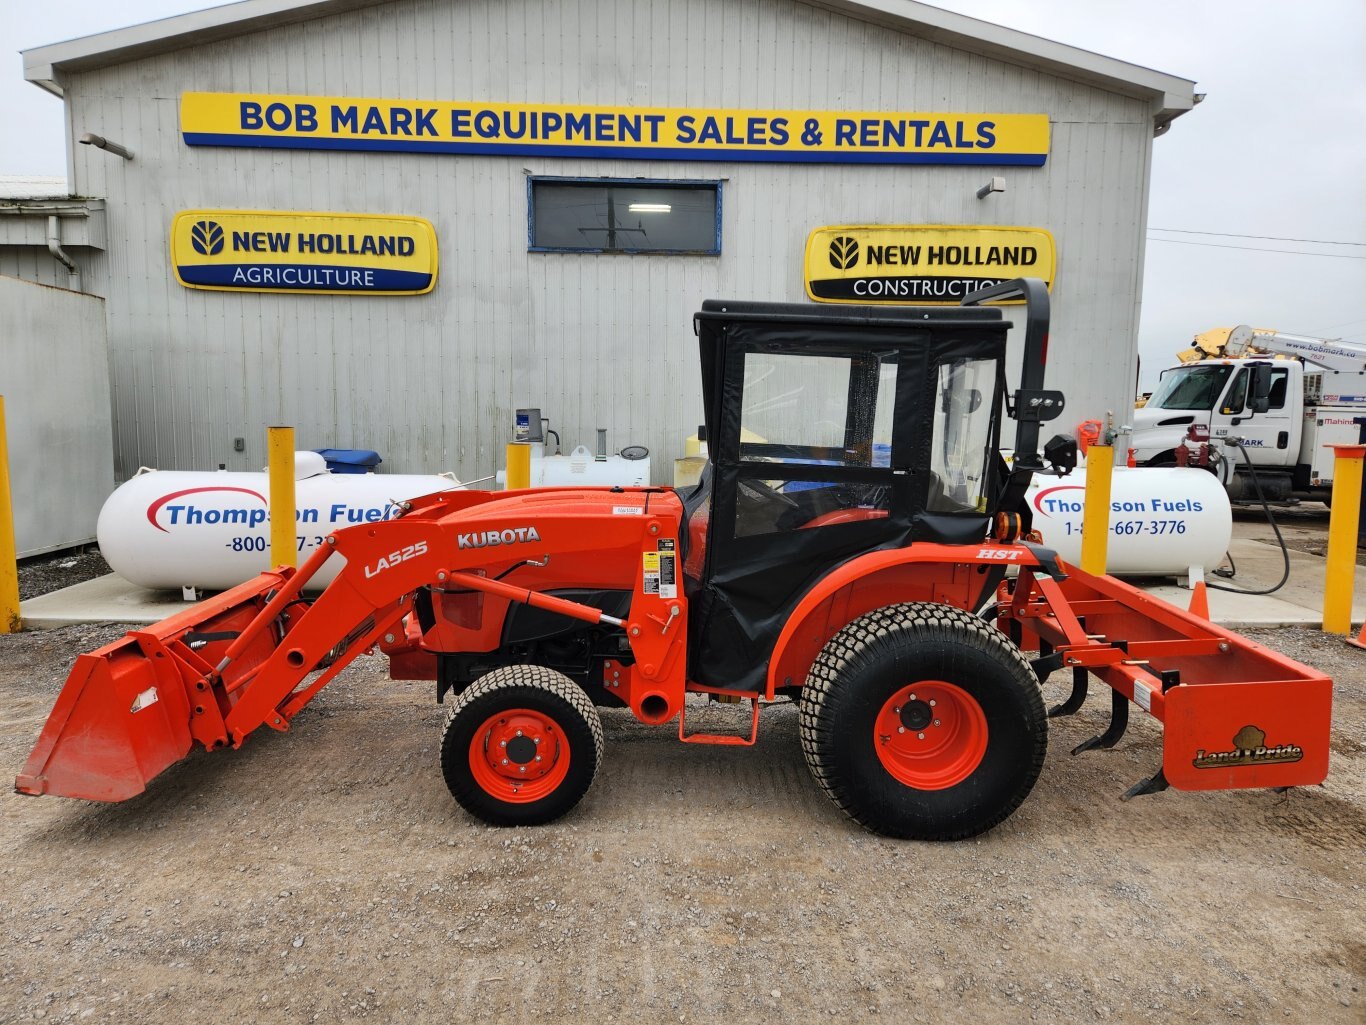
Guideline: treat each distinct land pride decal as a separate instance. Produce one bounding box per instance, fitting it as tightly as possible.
[180,92,1050,166]
[170,210,438,294]
[806,226,1056,304]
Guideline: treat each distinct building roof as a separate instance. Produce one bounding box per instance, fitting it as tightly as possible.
[0,175,70,200]
[23,0,1197,130]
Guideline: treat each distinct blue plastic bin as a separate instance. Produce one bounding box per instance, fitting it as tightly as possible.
[314,448,382,474]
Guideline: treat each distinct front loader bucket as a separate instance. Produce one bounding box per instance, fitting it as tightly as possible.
[16,645,194,801]
[15,569,296,801]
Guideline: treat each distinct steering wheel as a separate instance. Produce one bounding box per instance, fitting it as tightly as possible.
[739,477,800,509]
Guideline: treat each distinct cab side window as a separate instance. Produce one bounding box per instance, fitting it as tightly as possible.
[1267,368,1289,409]
[1220,370,1249,415]
[732,350,898,537]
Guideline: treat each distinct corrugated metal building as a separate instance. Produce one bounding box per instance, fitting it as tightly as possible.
[16,0,1196,482]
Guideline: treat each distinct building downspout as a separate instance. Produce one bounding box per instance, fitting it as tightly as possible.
[47,214,81,292]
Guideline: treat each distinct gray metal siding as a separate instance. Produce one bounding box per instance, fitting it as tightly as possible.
[62,0,1154,481]
[0,250,69,289]
[0,276,114,555]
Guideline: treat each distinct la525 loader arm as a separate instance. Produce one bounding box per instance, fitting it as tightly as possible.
[17,486,688,801]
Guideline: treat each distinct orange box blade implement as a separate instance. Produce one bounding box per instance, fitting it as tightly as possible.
[1163,677,1332,791]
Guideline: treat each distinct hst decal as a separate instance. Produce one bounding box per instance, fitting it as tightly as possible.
[976,548,1023,561]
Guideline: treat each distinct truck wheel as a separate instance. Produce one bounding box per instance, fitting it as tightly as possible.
[799,602,1046,840]
[440,665,604,826]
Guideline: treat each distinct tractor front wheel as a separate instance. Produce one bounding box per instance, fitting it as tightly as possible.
[440,665,604,826]
[799,602,1046,840]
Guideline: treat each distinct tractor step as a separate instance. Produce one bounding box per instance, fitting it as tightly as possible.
[678,690,761,746]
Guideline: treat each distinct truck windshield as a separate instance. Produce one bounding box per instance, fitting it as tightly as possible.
[1147,365,1234,411]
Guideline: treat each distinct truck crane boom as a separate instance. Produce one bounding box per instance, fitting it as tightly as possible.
[1222,325,1366,374]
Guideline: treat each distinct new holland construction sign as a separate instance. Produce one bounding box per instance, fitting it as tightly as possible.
[805,226,1056,304]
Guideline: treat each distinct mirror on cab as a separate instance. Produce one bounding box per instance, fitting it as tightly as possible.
[1250,364,1274,414]
[1043,433,1078,475]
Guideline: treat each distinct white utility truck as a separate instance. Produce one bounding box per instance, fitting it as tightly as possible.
[1131,326,1366,504]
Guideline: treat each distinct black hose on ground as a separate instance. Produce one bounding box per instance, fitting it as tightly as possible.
[1206,440,1291,596]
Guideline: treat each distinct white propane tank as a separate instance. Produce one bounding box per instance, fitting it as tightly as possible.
[1025,465,1232,578]
[497,445,653,488]
[535,445,652,487]
[97,452,460,592]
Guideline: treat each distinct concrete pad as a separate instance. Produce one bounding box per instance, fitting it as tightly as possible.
[21,573,190,628]
[1133,520,1364,629]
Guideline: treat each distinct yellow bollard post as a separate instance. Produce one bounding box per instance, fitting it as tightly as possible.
[1322,444,1364,636]
[267,426,297,569]
[505,442,531,490]
[1080,444,1114,576]
[0,397,21,633]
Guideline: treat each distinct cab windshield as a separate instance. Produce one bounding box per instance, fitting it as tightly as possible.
[1148,365,1233,411]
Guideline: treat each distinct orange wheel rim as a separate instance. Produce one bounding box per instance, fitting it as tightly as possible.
[873,681,988,790]
[468,708,571,804]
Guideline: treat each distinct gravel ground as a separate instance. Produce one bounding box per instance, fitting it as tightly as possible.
[1,618,1362,1025]
[17,548,111,602]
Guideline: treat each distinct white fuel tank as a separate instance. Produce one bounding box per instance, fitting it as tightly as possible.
[497,445,653,488]
[97,452,460,592]
[1025,465,1232,577]
[534,445,652,487]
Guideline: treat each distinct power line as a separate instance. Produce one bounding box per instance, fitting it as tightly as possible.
[1303,316,1366,334]
[1146,237,1366,259]
[1149,227,1366,246]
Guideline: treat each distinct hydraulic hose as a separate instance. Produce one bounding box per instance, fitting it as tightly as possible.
[1206,440,1291,596]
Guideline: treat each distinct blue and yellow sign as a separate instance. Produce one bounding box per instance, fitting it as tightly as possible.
[181,93,1050,166]
[170,210,438,294]
[806,225,1056,304]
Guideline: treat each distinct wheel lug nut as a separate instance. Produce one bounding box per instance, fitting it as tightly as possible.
[535,755,542,762]
[501,758,509,765]
[929,699,936,707]
[898,726,905,734]
[519,765,526,772]
[909,693,917,701]
[500,740,506,747]
[516,730,523,737]
[933,719,941,727]
[534,737,541,745]
[917,732,925,740]
[893,706,901,713]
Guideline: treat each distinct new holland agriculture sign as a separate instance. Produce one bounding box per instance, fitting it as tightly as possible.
[805,226,1056,304]
[170,211,438,294]
[180,92,1050,166]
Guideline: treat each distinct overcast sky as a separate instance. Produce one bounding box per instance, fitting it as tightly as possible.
[4,0,1364,385]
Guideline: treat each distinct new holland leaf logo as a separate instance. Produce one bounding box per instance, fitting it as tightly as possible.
[828,235,859,270]
[191,220,225,256]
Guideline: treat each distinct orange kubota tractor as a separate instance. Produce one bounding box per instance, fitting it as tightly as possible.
[16,280,1332,839]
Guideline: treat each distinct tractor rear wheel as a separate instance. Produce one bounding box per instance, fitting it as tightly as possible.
[799,602,1046,840]
[440,665,604,826]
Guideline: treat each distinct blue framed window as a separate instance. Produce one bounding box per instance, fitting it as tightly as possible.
[528,177,721,255]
